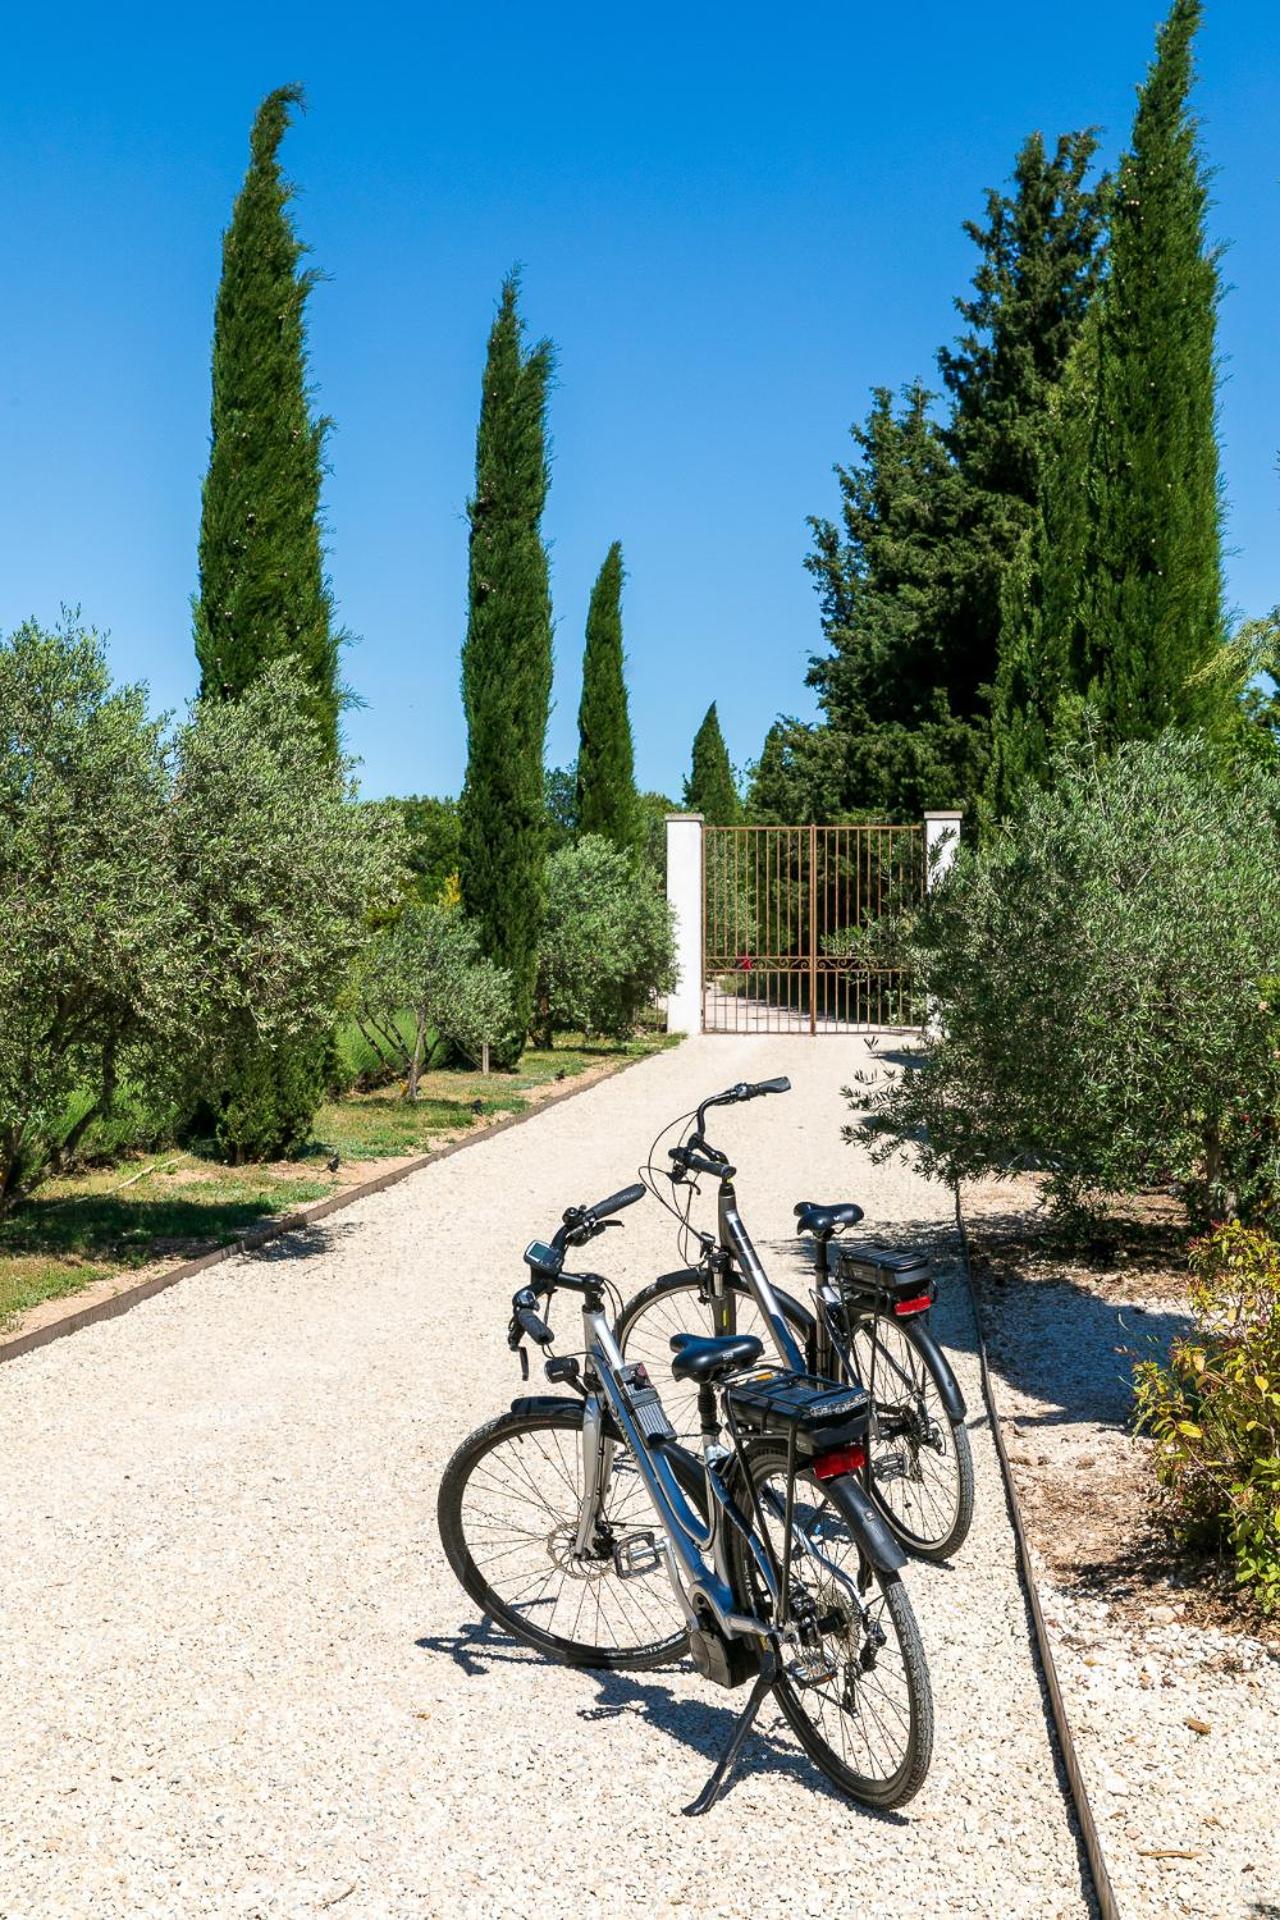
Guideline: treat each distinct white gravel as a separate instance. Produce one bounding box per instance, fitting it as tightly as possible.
[0,1036,1089,1919]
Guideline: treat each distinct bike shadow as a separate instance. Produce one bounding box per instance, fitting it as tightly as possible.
[417,1617,909,1823]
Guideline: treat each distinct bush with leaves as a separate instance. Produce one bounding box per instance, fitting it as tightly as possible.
[535,836,676,1043]
[352,902,511,1096]
[170,663,405,1158]
[1134,1223,1280,1613]
[860,733,1280,1222]
[0,621,174,1210]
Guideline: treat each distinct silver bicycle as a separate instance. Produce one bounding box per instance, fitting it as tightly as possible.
[437,1182,933,1812]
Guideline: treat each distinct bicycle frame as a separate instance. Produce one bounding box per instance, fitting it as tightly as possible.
[716,1178,808,1373]
[575,1295,777,1642]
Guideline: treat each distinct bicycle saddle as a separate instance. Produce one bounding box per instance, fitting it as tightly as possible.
[669,1331,765,1383]
[794,1200,865,1239]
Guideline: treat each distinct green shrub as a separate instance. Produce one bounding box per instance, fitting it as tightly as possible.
[0,632,405,1193]
[535,837,676,1043]
[203,1027,331,1163]
[170,663,405,1159]
[863,732,1280,1222]
[1135,1223,1280,1613]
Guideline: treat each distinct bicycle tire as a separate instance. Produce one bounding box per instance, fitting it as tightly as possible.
[614,1269,802,1439]
[845,1313,975,1562]
[437,1402,695,1670]
[726,1437,933,1810]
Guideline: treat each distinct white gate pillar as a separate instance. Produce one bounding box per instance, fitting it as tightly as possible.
[665,812,704,1034]
[923,809,963,891]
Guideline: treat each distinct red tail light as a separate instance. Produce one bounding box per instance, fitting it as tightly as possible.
[812,1444,867,1481]
[892,1292,932,1317]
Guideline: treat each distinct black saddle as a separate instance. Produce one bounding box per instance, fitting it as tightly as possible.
[794,1199,865,1239]
[669,1331,765,1383]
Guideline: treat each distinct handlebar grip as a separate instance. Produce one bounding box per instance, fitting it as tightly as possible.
[750,1076,791,1096]
[517,1306,554,1347]
[588,1182,646,1221]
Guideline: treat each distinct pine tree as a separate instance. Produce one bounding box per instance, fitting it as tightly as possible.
[1081,0,1227,740]
[684,703,740,824]
[458,276,555,1059]
[194,86,341,759]
[805,382,979,816]
[576,543,638,852]
[987,313,1100,814]
[940,129,1105,708]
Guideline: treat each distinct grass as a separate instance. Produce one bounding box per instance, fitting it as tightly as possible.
[0,1030,676,1328]
[316,1033,677,1161]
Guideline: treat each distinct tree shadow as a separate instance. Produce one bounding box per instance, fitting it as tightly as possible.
[0,1187,335,1268]
[245,1219,359,1262]
[416,1617,908,1820]
[759,1211,1191,1435]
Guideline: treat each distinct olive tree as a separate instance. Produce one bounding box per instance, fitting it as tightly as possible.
[0,621,173,1209]
[169,662,405,1155]
[862,733,1280,1222]
[535,836,676,1044]
[352,902,511,1097]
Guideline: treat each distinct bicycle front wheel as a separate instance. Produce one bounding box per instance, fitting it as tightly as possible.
[436,1403,692,1670]
[728,1439,933,1810]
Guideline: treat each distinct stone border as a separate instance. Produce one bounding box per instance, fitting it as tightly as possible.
[0,1048,664,1369]
[953,1183,1121,1920]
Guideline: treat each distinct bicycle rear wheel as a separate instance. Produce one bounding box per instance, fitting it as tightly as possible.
[437,1402,692,1670]
[615,1271,797,1439]
[728,1439,933,1809]
[847,1314,974,1561]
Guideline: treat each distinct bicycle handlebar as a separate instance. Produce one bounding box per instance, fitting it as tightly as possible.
[586,1182,648,1225]
[550,1181,646,1252]
[689,1076,791,1146]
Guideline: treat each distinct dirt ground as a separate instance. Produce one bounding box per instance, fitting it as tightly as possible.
[962,1172,1280,1917]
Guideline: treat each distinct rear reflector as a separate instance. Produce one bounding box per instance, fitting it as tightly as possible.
[812,1444,867,1481]
[892,1293,932,1317]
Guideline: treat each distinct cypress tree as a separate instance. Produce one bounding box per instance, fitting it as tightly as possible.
[458,276,554,1058]
[1080,0,1227,740]
[194,85,341,759]
[684,703,740,824]
[576,543,638,852]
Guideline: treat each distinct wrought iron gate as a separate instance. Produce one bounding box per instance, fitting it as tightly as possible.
[701,823,925,1034]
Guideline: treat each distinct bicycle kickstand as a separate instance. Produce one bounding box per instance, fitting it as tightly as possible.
[682,1649,780,1817]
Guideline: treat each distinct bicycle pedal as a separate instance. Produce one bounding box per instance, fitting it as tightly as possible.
[612,1530,661,1579]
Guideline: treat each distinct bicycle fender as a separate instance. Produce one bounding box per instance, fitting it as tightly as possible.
[508,1394,624,1438]
[905,1318,967,1422]
[821,1470,907,1574]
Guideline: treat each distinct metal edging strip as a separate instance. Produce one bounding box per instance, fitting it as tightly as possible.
[953,1182,1122,1920]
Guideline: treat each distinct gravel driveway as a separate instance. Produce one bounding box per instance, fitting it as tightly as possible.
[0,1036,1091,1919]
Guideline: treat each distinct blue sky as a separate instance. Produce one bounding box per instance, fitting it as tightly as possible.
[1,2,1276,800]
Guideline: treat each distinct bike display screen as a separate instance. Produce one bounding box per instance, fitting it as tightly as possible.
[523,1240,563,1275]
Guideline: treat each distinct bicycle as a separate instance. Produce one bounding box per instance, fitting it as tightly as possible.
[437,1180,933,1812]
[614,1078,975,1562]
